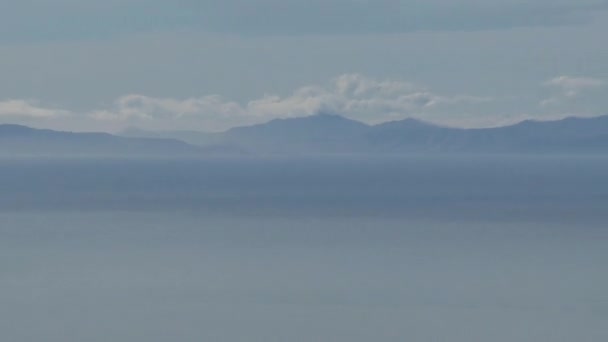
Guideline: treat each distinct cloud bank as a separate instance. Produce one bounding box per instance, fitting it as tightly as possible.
[541,76,605,107]
[85,74,490,131]
[0,100,70,119]
[1,74,605,132]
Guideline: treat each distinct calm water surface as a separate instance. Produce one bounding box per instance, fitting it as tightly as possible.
[1,156,607,341]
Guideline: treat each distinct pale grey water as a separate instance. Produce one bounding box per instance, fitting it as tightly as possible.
[1,156,607,341]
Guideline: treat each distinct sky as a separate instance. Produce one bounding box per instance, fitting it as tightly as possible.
[0,0,607,132]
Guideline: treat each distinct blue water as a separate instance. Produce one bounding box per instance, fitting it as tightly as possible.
[1,156,607,341]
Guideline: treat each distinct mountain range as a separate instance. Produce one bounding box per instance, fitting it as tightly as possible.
[2,114,608,156]
[123,114,608,155]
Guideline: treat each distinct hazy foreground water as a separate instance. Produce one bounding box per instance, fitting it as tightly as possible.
[1,156,607,341]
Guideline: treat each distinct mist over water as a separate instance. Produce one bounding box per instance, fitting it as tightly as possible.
[1,156,607,341]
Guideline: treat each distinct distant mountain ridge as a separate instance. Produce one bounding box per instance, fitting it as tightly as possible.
[223,114,371,153]
[0,124,205,157]
[4,114,608,157]
[121,114,608,155]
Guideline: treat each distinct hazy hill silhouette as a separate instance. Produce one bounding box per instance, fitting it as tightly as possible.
[121,114,608,154]
[0,124,204,157]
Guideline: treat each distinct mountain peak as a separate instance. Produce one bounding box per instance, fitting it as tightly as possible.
[372,117,441,130]
[310,112,352,119]
[227,113,369,134]
[268,112,363,124]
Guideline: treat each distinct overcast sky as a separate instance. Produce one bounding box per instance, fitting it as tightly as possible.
[1,0,607,132]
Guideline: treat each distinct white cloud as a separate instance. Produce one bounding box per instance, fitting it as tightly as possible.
[14,73,605,132]
[4,74,605,132]
[88,94,246,128]
[544,75,605,97]
[85,74,491,130]
[0,99,70,119]
[269,74,493,124]
[266,74,458,120]
[541,75,605,107]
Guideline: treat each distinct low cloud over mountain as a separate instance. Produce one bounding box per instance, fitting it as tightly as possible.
[5,73,607,133]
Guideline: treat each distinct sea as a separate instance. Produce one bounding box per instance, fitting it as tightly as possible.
[1,155,607,341]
